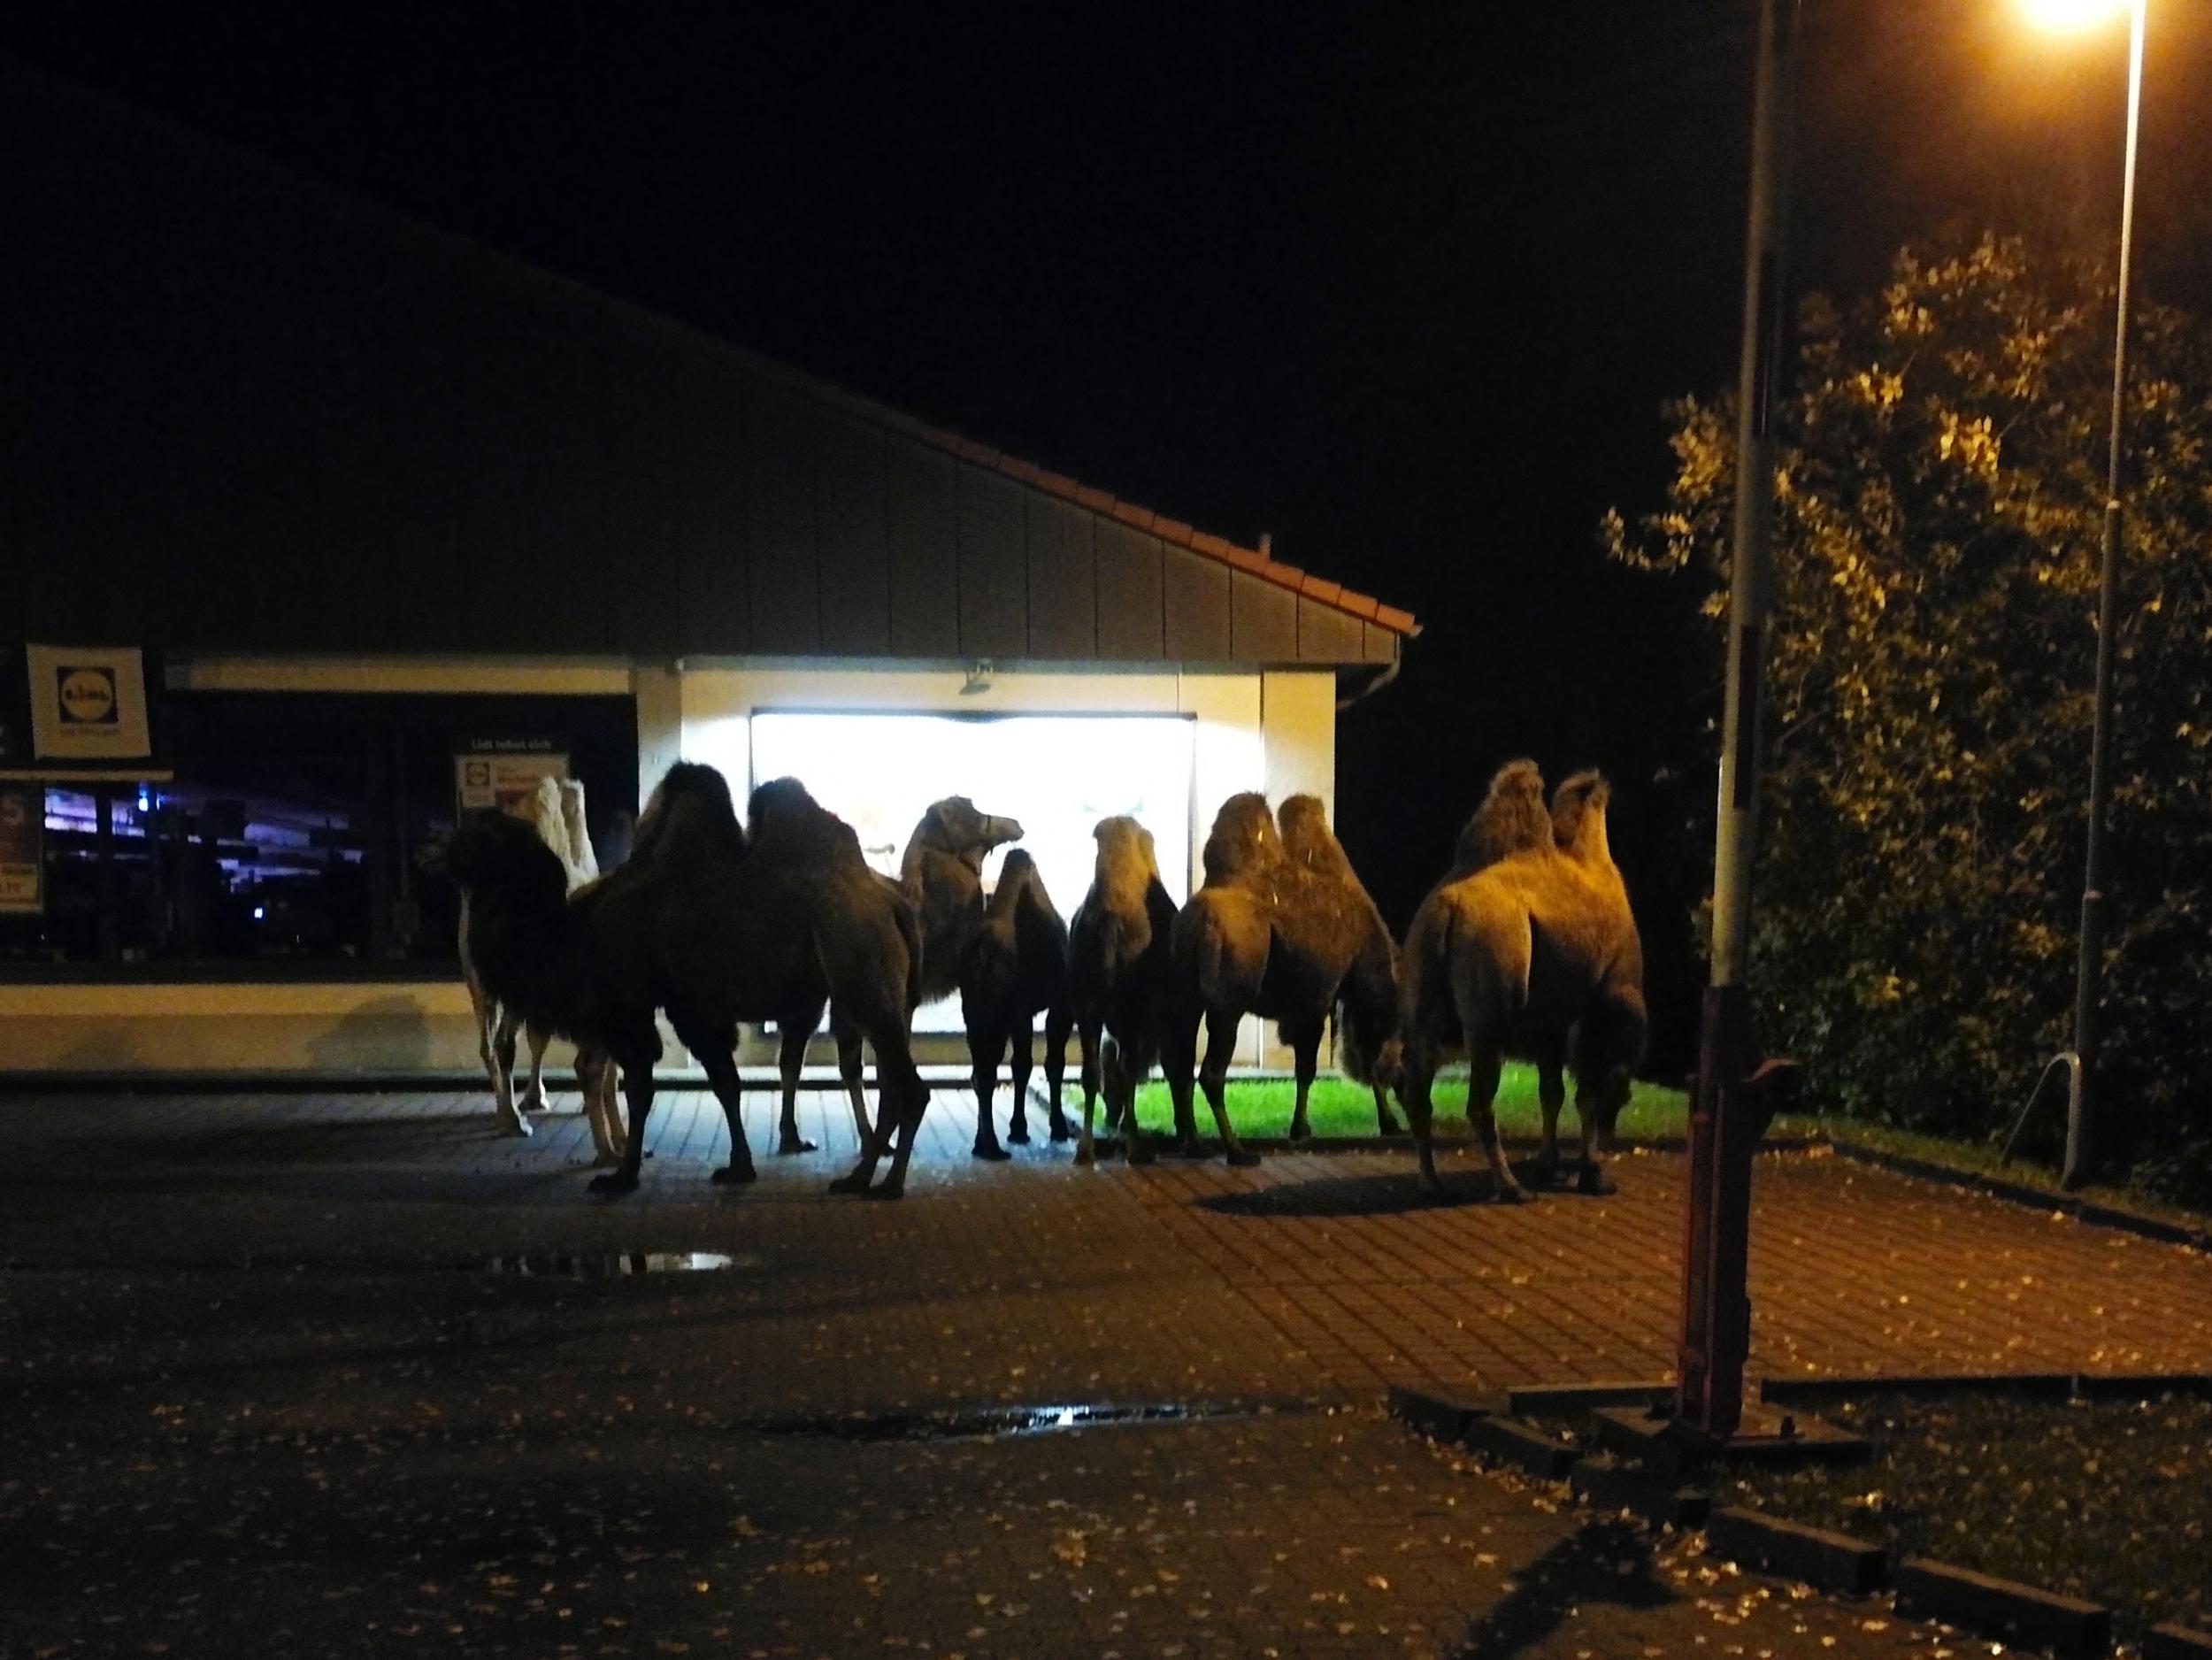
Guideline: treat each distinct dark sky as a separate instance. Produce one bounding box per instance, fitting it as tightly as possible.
[7,0,2208,1062]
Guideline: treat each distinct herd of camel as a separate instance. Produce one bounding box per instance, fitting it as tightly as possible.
[430,757,1646,1203]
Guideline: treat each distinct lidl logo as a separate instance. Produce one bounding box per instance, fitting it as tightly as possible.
[57,666,119,726]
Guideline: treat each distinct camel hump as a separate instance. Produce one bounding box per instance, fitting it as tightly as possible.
[1452,758,1551,875]
[988,848,1053,920]
[1549,769,1613,863]
[1202,792,1280,885]
[750,776,865,866]
[637,761,748,865]
[1279,795,1358,882]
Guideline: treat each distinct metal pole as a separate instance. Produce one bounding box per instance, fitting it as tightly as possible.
[2062,0,2144,1192]
[1676,0,1799,1442]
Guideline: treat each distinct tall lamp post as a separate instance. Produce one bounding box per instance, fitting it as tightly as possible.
[2016,0,2147,1191]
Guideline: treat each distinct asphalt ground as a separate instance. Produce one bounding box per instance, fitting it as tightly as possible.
[3,1085,2207,1658]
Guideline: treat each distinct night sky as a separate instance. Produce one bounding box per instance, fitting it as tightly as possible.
[7,0,2209,1067]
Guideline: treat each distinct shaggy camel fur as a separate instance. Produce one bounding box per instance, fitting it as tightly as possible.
[900,796,1026,1005]
[454,775,624,1164]
[1386,761,1647,1201]
[771,867,917,1160]
[442,765,931,1198]
[960,850,1071,1157]
[1060,816,1180,1165]
[1163,793,1403,1165]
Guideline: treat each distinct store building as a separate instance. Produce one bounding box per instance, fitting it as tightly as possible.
[0,65,1417,1078]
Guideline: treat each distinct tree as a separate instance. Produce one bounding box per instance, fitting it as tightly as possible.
[1607,230,2212,1203]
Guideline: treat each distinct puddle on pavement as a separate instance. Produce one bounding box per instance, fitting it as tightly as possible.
[486,1250,739,1278]
[755,1400,1291,1442]
[1,1249,752,1277]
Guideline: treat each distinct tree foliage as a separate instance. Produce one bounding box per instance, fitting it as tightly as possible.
[1607,231,2212,1202]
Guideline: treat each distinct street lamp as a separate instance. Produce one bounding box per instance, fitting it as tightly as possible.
[2007,0,2146,1191]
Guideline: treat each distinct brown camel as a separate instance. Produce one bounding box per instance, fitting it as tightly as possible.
[900,795,1026,1005]
[446,776,625,1164]
[1384,760,1647,1201]
[439,764,931,1198]
[770,866,917,1160]
[1163,793,1403,1165]
[1056,815,1180,1165]
[960,849,1071,1157]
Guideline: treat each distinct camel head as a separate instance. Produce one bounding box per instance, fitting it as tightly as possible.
[1202,792,1279,884]
[914,795,1025,875]
[1452,758,1551,876]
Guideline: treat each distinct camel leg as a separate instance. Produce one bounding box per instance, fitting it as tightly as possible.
[834,1034,930,1199]
[578,1049,625,1167]
[490,1008,530,1138]
[1463,1041,1523,1203]
[968,1018,1011,1161]
[1006,1021,1036,1146]
[689,1029,758,1187]
[775,1024,819,1155]
[1075,1017,1103,1165]
[518,1021,553,1115]
[1285,1016,1323,1142]
[1401,1044,1447,1197]
[1532,1039,1569,1187]
[588,1028,662,1195]
[1574,1072,1624,1196]
[1163,1003,1202,1158]
[1041,1002,1072,1142]
[1198,1010,1259,1168]
[1371,1082,1404,1137]
[833,1018,877,1153]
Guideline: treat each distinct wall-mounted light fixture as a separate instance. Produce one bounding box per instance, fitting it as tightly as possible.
[959,659,995,696]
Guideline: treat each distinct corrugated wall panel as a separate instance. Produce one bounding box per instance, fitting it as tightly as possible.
[886,437,961,656]
[1094,521,1165,660]
[1363,621,1399,665]
[1025,492,1096,659]
[815,419,892,656]
[1230,573,1297,664]
[672,347,754,657]
[956,465,1027,659]
[1163,545,1232,660]
[1295,598,1363,665]
[600,311,691,661]
[748,384,824,654]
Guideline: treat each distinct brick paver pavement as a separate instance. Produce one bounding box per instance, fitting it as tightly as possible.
[2,1087,2206,1658]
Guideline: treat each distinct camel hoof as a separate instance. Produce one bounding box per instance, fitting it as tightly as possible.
[1492,1182,1526,1204]
[1377,1112,1405,1136]
[1007,1126,1031,1146]
[498,1114,534,1139]
[1126,1141,1156,1166]
[1174,1138,1208,1160]
[1532,1160,1562,1189]
[1048,1122,1071,1143]
[775,1135,818,1156]
[1287,1120,1312,1143]
[1225,1147,1262,1169]
[1577,1170,1617,1197]
[1073,1141,1095,1168]
[826,1172,873,1195]
[518,1090,548,1114]
[710,1163,758,1185]
[588,1171,638,1195]
[972,1142,1013,1163]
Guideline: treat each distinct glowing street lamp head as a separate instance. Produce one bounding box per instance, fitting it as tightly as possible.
[2019,0,2131,30]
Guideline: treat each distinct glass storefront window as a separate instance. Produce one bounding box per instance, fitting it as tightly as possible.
[0,690,636,974]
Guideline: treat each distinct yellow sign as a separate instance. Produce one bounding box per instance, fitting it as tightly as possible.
[26,644,153,763]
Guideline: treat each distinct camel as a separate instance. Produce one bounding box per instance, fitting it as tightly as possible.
[1059,815,1180,1165]
[454,774,625,1164]
[1163,793,1403,1165]
[960,849,1071,1157]
[900,795,1026,1004]
[766,867,917,1161]
[1384,760,1647,1201]
[440,764,931,1198]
